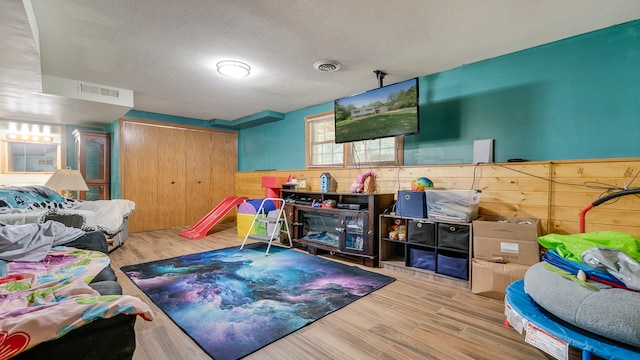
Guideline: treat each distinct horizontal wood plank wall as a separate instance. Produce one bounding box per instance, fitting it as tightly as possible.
[549,160,640,235]
[235,158,640,238]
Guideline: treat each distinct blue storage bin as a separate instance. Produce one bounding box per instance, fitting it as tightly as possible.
[396,191,427,218]
[408,247,436,271]
[437,252,468,280]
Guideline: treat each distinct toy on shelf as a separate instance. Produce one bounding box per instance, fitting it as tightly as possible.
[388,218,406,241]
[411,177,434,192]
[349,171,377,193]
[320,173,337,193]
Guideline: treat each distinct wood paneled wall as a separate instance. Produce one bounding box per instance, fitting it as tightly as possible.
[235,158,640,238]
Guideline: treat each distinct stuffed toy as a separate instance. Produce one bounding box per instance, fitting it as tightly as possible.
[388,218,406,241]
[349,171,377,193]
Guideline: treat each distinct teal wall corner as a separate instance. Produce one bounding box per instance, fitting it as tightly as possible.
[238,103,333,171]
[123,109,215,129]
[109,120,121,199]
[210,110,285,129]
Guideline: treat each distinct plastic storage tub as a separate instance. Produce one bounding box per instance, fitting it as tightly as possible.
[425,189,480,222]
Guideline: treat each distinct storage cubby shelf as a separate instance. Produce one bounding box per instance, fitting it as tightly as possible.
[379,214,472,288]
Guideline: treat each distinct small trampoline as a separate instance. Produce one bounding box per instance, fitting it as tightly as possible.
[505,280,640,360]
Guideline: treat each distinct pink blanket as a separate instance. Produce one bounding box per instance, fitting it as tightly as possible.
[0,248,153,359]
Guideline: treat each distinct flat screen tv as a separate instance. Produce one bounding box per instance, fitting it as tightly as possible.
[334,78,419,143]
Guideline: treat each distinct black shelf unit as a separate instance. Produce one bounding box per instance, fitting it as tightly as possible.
[281,190,394,267]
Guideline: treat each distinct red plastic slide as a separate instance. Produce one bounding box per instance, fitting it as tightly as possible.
[179,196,248,240]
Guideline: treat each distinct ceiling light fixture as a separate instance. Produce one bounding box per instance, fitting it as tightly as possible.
[216,60,251,78]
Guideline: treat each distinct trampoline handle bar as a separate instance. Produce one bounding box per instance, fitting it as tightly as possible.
[579,188,640,233]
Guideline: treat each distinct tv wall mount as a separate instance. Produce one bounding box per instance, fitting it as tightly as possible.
[374,70,387,88]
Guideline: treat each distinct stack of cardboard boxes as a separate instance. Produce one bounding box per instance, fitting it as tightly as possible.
[471,216,542,300]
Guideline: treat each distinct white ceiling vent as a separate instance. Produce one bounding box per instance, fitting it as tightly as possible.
[313,60,341,72]
[79,83,120,98]
[42,75,133,107]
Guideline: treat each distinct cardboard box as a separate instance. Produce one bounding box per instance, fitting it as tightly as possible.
[472,216,541,265]
[473,216,541,240]
[473,236,541,265]
[471,259,530,300]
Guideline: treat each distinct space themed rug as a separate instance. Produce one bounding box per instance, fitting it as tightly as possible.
[121,243,395,360]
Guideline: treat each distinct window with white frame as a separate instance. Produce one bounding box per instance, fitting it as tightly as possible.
[307,112,343,167]
[348,137,399,166]
[306,112,402,168]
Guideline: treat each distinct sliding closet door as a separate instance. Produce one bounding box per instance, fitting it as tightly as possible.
[121,121,186,232]
[154,125,187,228]
[185,130,215,225]
[121,119,237,232]
[212,130,237,222]
[184,129,238,225]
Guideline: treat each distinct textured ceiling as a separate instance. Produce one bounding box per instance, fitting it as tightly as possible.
[1,0,640,126]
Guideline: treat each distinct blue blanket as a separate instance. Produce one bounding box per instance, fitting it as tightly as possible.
[542,249,626,288]
[0,185,78,212]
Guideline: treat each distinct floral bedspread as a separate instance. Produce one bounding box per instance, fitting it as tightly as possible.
[0,247,153,359]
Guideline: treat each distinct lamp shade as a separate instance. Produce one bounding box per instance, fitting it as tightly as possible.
[45,168,89,191]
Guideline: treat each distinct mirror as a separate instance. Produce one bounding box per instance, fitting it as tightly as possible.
[0,120,63,174]
[4,141,60,173]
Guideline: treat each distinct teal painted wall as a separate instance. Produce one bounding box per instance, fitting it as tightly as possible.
[405,20,640,164]
[238,103,333,170]
[239,20,640,170]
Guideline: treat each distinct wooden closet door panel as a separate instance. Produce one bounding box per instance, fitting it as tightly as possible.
[122,121,161,232]
[122,122,187,232]
[121,119,237,232]
[155,125,187,228]
[185,130,215,225]
[211,132,237,222]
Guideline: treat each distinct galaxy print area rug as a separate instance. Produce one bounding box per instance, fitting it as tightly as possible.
[120,243,395,360]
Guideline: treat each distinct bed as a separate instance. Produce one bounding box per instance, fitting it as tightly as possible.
[0,185,134,251]
[0,226,153,359]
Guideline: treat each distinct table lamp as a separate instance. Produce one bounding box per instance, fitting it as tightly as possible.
[45,167,89,199]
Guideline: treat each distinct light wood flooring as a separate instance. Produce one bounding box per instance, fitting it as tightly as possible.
[109,223,549,360]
